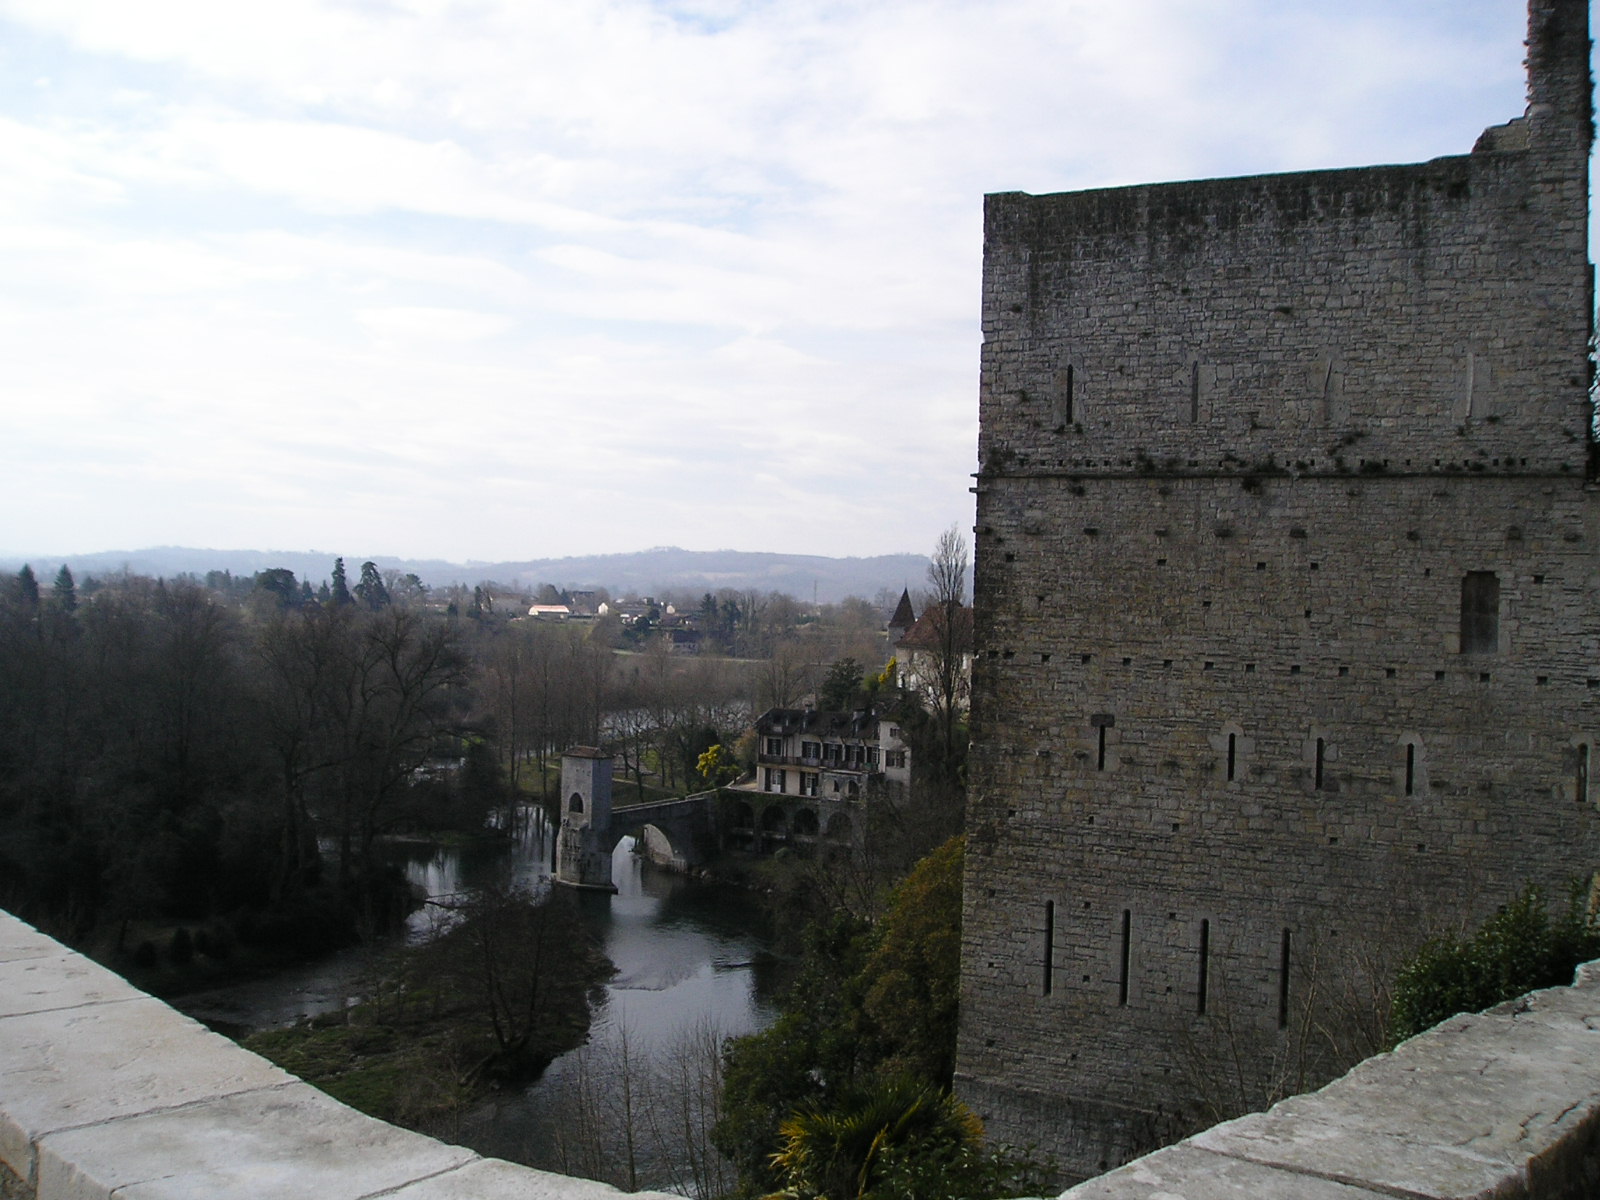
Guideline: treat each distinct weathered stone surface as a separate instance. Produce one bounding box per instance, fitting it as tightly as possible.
[36,1084,475,1200]
[0,918,62,966]
[956,0,1598,1178]
[384,1158,685,1200]
[0,954,143,1020]
[1059,1142,1387,1199]
[1190,1006,1600,1199]
[0,996,292,1179]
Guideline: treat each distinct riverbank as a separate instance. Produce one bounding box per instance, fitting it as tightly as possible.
[242,887,614,1138]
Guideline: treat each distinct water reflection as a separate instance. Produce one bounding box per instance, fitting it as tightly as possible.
[178,807,777,1196]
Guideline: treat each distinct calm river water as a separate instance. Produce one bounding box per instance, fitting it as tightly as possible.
[177,809,780,1196]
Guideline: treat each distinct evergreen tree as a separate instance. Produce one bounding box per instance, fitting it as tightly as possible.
[255,568,300,610]
[354,561,390,610]
[51,565,77,613]
[15,564,38,608]
[329,558,353,607]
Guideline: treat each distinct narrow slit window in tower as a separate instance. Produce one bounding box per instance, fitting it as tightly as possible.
[1278,929,1292,1030]
[1042,901,1055,996]
[1190,361,1200,422]
[1226,733,1237,781]
[1197,919,1210,1015]
[1097,724,1107,771]
[1118,910,1131,1006]
[1405,743,1416,796]
[1579,744,1590,806]
[1065,364,1075,424]
[1314,738,1325,790]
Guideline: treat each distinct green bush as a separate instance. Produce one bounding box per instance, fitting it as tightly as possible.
[1390,884,1600,1043]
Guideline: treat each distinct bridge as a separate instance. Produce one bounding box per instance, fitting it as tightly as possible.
[552,747,721,890]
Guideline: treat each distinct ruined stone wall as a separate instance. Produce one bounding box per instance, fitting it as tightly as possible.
[957,0,1597,1180]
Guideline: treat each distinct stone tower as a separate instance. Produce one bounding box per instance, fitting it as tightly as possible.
[957,0,1599,1180]
[554,747,617,892]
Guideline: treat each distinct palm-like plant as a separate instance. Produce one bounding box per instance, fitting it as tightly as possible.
[766,1079,983,1200]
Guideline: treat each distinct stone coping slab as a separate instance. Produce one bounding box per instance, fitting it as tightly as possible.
[0,996,294,1181]
[37,1083,476,1200]
[0,953,144,1021]
[0,924,62,966]
[1188,1003,1600,1199]
[382,1158,685,1200]
[1057,1142,1388,1199]
[0,910,695,1200]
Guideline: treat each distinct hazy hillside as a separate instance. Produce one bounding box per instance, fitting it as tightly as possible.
[1,546,931,606]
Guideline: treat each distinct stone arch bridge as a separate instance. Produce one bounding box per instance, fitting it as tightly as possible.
[551,748,862,890]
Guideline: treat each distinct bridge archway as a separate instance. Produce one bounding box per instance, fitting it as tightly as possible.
[729,800,756,850]
[614,821,694,872]
[758,804,788,852]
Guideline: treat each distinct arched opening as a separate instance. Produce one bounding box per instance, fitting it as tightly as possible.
[569,791,584,814]
[759,804,788,853]
[793,808,819,837]
[730,801,756,850]
[825,812,853,841]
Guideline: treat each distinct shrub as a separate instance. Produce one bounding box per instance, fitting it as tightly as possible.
[1390,884,1600,1043]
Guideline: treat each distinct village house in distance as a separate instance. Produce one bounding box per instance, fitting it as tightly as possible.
[957,0,1600,1180]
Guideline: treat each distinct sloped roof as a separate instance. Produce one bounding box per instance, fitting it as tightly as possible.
[896,604,974,653]
[887,588,916,631]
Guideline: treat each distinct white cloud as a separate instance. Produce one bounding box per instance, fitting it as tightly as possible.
[0,0,1552,561]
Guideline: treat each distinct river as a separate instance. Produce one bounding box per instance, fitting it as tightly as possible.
[176,808,779,1196]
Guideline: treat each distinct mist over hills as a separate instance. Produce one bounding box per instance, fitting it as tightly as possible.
[1,546,931,606]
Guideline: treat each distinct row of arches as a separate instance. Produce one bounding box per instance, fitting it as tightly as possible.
[727,800,854,853]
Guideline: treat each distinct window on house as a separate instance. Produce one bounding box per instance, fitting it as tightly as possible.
[764,768,786,793]
[801,741,821,761]
[886,750,907,769]
[764,737,784,757]
[1460,572,1500,654]
[799,773,818,797]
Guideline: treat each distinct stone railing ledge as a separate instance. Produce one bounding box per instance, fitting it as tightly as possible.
[1060,962,1600,1199]
[0,910,682,1200]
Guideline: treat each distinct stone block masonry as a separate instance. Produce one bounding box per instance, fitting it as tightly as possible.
[0,910,681,1200]
[957,0,1599,1179]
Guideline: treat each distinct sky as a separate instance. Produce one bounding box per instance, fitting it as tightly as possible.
[0,0,1571,563]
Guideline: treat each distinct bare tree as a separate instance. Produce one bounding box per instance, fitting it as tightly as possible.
[925,525,970,777]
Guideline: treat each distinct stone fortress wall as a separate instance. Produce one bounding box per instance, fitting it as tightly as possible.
[957,0,1600,1179]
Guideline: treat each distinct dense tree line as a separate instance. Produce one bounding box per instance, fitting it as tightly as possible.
[0,558,920,952]
[0,563,641,950]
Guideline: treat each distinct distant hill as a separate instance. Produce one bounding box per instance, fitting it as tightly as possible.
[0,546,931,606]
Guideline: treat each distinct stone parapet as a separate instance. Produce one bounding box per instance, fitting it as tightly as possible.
[0,910,680,1200]
[1054,961,1600,1199]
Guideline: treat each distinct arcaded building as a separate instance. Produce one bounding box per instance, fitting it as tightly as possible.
[956,0,1598,1179]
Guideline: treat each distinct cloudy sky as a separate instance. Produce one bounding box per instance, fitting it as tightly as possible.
[0,0,1566,563]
